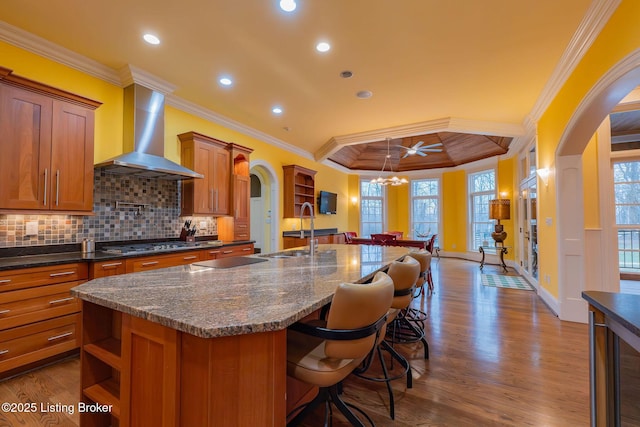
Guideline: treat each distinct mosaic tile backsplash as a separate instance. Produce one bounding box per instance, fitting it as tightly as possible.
[0,171,217,248]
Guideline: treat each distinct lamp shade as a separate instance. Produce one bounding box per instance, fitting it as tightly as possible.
[489,199,510,220]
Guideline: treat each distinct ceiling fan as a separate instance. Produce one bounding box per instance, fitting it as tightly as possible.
[397,140,443,158]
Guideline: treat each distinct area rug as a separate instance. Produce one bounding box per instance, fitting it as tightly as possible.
[481,274,534,290]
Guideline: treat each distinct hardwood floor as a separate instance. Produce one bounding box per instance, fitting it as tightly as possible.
[0,258,592,426]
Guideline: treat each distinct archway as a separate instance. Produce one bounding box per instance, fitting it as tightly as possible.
[249,160,280,253]
[556,48,640,322]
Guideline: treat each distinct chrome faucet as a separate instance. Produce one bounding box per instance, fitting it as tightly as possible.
[300,202,315,254]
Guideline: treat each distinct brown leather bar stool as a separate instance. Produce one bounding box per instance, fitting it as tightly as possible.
[386,251,431,360]
[286,271,394,427]
[354,255,420,420]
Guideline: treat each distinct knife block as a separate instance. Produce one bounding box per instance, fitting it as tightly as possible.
[179,229,195,242]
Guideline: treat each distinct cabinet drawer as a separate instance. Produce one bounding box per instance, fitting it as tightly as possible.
[126,251,203,273]
[201,248,223,260]
[0,263,88,292]
[90,260,126,278]
[0,281,81,330]
[0,313,81,373]
[218,244,254,258]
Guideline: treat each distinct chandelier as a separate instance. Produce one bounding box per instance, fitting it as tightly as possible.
[370,138,408,186]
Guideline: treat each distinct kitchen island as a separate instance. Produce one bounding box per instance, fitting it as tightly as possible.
[71,244,410,426]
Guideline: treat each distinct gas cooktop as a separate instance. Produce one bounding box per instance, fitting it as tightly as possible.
[102,241,202,255]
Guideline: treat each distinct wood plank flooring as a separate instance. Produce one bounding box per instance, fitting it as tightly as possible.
[0,258,594,426]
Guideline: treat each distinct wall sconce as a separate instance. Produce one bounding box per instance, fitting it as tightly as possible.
[537,168,550,187]
[489,198,511,246]
[350,196,358,206]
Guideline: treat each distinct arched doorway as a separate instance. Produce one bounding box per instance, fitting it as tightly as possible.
[556,49,640,322]
[249,160,280,253]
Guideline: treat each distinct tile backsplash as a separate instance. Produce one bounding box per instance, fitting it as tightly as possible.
[0,171,217,248]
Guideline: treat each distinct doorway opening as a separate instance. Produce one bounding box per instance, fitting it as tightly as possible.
[249,161,280,254]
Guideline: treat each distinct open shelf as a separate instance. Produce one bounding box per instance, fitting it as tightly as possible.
[84,337,122,370]
[83,377,121,419]
[284,165,317,218]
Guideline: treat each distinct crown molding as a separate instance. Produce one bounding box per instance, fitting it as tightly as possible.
[0,20,121,85]
[118,65,176,94]
[314,117,525,161]
[527,0,621,124]
[166,95,313,160]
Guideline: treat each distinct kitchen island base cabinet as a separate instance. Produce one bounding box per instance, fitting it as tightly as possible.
[81,302,287,426]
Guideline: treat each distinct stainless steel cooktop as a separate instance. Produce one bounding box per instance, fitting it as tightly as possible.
[102,241,203,255]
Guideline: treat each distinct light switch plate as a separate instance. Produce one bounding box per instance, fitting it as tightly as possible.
[199,221,207,229]
[25,221,38,236]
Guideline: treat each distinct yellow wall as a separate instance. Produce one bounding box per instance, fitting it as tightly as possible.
[537,0,640,298]
[347,175,360,233]
[442,170,467,252]
[497,157,515,260]
[387,184,409,235]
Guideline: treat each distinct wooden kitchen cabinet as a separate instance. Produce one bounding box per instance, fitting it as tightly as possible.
[0,67,100,213]
[179,131,230,216]
[283,165,316,218]
[0,262,86,376]
[219,143,253,241]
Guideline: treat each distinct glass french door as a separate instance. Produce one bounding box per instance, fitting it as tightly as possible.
[521,181,538,280]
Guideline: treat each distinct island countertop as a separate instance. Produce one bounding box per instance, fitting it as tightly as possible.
[71,244,411,338]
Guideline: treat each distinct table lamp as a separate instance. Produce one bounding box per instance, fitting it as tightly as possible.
[489,199,510,246]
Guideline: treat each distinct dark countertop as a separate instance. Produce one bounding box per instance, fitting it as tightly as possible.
[282,228,339,238]
[0,240,254,271]
[582,291,640,338]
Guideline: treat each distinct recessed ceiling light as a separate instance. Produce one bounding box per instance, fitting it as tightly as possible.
[143,34,160,45]
[219,77,233,86]
[272,106,283,114]
[279,0,296,12]
[340,70,353,78]
[356,90,373,99]
[316,42,331,53]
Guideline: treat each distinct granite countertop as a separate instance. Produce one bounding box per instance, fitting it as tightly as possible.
[282,228,339,237]
[0,240,254,271]
[582,291,640,338]
[71,244,410,339]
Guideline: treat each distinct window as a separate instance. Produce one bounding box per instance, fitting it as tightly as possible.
[613,161,640,269]
[410,178,439,244]
[360,180,384,237]
[469,169,496,249]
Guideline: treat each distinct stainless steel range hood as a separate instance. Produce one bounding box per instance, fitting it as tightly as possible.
[94,84,203,180]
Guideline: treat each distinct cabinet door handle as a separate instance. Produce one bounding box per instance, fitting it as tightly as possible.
[49,271,75,278]
[55,169,60,206]
[223,250,233,254]
[43,168,48,206]
[0,309,10,315]
[48,331,73,342]
[101,262,123,268]
[242,248,252,252]
[183,255,197,260]
[0,350,8,356]
[49,297,75,305]
[215,189,218,211]
[141,261,160,266]
[0,279,11,284]
[210,189,214,210]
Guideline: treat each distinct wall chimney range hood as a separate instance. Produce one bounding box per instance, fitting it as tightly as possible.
[95,83,203,180]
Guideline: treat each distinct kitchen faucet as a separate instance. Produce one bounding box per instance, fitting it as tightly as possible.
[300,202,315,254]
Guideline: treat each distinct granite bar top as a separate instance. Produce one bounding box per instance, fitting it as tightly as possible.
[71,244,411,339]
[0,240,253,271]
[582,291,640,338]
[282,228,339,237]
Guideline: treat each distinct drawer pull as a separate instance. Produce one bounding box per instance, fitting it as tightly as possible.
[209,251,220,254]
[49,297,75,305]
[48,332,73,342]
[183,256,197,260]
[238,224,248,228]
[0,279,12,284]
[0,350,8,356]
[242,248,252,252]
[0,309,10,315]
[223,250,233,254]
[49,271,75,278]
[141,261,160,266]
[101,262,123,268]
